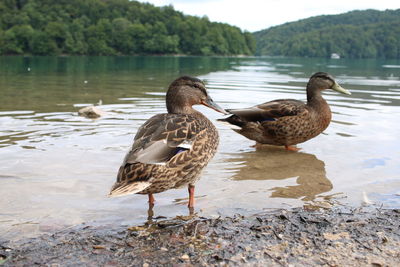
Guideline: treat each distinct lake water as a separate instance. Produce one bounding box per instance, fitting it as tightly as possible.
[1,56,399,241]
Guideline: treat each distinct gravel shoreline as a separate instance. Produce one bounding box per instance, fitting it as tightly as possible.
[1,207,399,266]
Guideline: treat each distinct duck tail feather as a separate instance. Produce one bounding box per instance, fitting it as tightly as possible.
[108,181,152,197]
[217,114,246,127]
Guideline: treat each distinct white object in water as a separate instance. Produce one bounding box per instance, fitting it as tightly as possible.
[362,191,373,205]
[78,105,105,119]
[331,53,340,59]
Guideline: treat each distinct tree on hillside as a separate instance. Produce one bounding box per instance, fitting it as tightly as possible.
[254,9,400,59]
[0,0,256,56]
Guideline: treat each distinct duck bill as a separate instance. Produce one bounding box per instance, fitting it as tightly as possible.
[332,82,351,95]
[201,97,229,114]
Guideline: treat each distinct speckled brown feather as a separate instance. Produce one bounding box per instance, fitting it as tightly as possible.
[229,100,331,146]
[219,72,349,147]
[110,111,218,196]
[109,76,224,199]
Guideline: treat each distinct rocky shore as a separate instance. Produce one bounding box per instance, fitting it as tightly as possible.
[1,207,399,266]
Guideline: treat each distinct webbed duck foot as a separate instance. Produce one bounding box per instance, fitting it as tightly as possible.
[188,206,195,216]
[147,204,154,221]
[285,145,301,152]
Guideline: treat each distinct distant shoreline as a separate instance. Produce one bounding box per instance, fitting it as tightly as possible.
[0,53,253,57]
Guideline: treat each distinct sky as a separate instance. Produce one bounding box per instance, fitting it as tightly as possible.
[136,0,400,32]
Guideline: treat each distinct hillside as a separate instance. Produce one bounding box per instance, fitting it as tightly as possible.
[0,0,255,56]
[254,9,400,58]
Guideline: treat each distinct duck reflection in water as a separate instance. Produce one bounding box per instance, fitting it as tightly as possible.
[228,146,333,202]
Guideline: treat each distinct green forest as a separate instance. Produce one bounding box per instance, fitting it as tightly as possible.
[254,9,400,59]
[0,0,255,56]
[2,1,399,59]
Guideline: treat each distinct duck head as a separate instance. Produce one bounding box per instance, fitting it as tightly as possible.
[166,76,228,114]
[306,72,351,102]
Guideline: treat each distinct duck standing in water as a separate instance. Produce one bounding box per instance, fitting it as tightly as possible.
[219,72,351,151]
[109,76,227,208]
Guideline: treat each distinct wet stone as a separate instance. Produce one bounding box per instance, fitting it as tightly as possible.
[1,207,400,266]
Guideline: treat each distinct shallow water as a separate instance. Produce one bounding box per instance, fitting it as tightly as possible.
[1,56,399,241]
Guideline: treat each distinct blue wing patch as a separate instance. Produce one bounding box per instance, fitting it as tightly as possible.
[174,147,189,155]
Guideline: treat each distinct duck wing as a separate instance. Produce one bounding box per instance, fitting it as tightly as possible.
[228,99,307,122]
[109,114,204,197]
[123,113,199,165]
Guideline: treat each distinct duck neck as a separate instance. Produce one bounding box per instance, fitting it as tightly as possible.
[306,86,326,107]
[166,97,197,115]
[167,103,197,114]
[306,85,331,127]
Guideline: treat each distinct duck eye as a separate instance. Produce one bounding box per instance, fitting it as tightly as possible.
[193,83,202,89]
[193,83,207,95]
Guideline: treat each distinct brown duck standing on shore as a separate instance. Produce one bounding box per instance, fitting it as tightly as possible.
[109,76,227,208]
[218,72,351,151]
